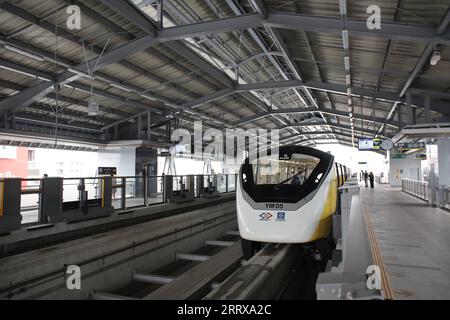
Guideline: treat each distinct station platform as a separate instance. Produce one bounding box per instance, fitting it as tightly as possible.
[360,184,450,300]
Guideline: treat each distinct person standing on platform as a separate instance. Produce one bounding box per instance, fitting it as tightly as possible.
[364,171,369,187]
[369,172,375,188]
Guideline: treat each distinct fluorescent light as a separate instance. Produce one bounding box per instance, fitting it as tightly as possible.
[110,83,132,92]
[140,94,156,101]
[339,0,347,15]
[88,100,99,116]
[342,30,349,49]
[430,49,441,66]
[68,68,91,78]
[0,64,50,80]
[344,56,350,70]
[164,102,178,108]
[3,45,45,61]
[345,74,351,84]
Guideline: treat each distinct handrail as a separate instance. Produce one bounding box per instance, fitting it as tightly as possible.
[401,178,429,202]
[441,185,450,210]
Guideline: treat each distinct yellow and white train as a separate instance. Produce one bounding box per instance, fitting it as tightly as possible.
[237,145,350,260]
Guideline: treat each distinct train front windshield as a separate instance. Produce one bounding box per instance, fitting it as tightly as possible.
[241,146,334,203]
[251,155,320,186]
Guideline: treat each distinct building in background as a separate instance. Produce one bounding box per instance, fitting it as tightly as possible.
[0,146,28,179]
[1,146,99,179]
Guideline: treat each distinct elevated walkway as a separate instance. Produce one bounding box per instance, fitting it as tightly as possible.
[360,184,450,299]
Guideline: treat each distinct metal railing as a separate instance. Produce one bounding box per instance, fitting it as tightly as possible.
[441,186,450,210]
[401,178,429,202]
[2,174,238,226]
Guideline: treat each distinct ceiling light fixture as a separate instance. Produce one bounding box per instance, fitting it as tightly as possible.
[164,102,178,108]
[110,83,132,92]
[339,0,348,15]
[3,45,45,61]
[344,56,351,71]
[68,68,91,78]
[341,30,349,49]
[0,64,49,81]
[140,94,157,101]
[430,49,441,66]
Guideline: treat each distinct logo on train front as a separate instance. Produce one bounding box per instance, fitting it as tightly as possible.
[259,212,273,221]
[276,212,286,221]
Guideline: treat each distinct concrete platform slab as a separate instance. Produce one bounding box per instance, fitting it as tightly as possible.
[360,184,450,300]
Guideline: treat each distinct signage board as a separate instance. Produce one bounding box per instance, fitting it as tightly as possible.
[397,142,425,150]
[358,138,381,151]
[160,151,172,157]
[98,167,117,175]
[391,153,426,160]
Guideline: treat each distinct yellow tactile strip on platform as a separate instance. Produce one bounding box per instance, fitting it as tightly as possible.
[362,204,396,300]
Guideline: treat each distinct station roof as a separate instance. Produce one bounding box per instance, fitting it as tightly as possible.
[0,0,449,149]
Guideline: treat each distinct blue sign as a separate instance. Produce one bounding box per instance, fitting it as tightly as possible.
[276,212,286,221]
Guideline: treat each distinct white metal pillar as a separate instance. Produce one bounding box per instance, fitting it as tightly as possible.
[437,138,450,188]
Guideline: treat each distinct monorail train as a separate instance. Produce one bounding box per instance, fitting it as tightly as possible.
[237,145,350,260]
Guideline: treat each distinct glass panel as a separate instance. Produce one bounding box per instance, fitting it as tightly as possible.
[147,176,163,205]
[173,176,182,192]
[251,154,320,185]
[194,175,199,197]
[20,180,40,224]
[62,179,79,202]
[84,178,101,200]
[204,175,216,192]
[125,177,145,208]
[227,174,236,192]
[112,177,123,210]
[218,175,227,193]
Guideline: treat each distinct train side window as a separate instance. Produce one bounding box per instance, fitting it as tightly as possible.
[335,163,340,186]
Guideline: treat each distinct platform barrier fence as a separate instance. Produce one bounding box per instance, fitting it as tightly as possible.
[441,186,450,210]
[0,174,237,231]
[401,178,429,202]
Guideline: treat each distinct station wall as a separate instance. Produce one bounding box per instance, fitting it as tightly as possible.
[97,146,136,177]
[389,158,422,187]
